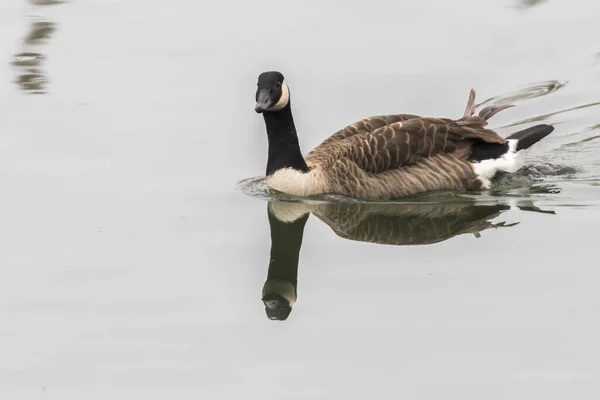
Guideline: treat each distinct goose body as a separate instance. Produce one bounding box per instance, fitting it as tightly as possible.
[254,71,554,201]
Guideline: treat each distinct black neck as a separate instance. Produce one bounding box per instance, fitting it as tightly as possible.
[263,101,309,175]
[266,207,308,286]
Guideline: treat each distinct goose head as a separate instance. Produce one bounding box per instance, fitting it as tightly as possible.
[254,71,290,113]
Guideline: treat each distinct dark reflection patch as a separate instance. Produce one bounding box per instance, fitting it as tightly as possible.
[12,20,57,94]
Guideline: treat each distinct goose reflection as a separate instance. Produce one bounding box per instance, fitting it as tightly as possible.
[262,197,555,320]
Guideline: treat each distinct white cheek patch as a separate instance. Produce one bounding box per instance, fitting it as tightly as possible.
[266,82,290,111]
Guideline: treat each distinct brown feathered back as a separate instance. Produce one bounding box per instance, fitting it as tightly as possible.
[306,113,420,160]
[305,116,505,174]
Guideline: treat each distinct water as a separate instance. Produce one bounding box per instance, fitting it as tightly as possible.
[1,0,600,398]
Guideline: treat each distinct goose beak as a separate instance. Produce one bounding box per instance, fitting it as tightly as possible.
[255,90,271,113]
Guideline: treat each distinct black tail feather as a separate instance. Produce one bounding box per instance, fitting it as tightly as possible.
[468,142,510,162]
[506,124,555,151]
[468,124,554,162]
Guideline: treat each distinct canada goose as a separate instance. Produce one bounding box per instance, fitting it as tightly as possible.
[261,198,555,320]
[254,71,555,201]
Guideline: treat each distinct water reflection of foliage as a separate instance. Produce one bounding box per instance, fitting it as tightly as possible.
[28,0,66,6]
[12,20,57,94]
[24,21,56,45]
[12,0,61,95]
[516,0,547,9]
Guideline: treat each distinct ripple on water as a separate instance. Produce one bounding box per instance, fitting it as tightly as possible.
[500,101,600,128]
[477,80,567,108]
[542,124,600,176]
[515,163,580,179]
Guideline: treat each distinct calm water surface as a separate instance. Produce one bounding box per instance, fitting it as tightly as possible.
[1,0,600,398]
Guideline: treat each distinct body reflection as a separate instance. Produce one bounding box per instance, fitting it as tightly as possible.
[262,198,554,320]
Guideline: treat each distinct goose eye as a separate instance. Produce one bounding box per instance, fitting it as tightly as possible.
[275,82,282,88]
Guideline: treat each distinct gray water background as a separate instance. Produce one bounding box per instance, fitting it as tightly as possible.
[1,0,600,398]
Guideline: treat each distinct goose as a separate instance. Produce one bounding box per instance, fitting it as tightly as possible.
[254,71,555,201]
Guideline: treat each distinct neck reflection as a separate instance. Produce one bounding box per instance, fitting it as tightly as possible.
[262,204,309,321]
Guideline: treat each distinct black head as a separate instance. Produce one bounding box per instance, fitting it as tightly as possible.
[255,71,289,113]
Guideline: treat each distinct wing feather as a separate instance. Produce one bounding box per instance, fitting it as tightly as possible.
[304,89,511,174]
[327,116,506,174]
[305,113,420,160]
